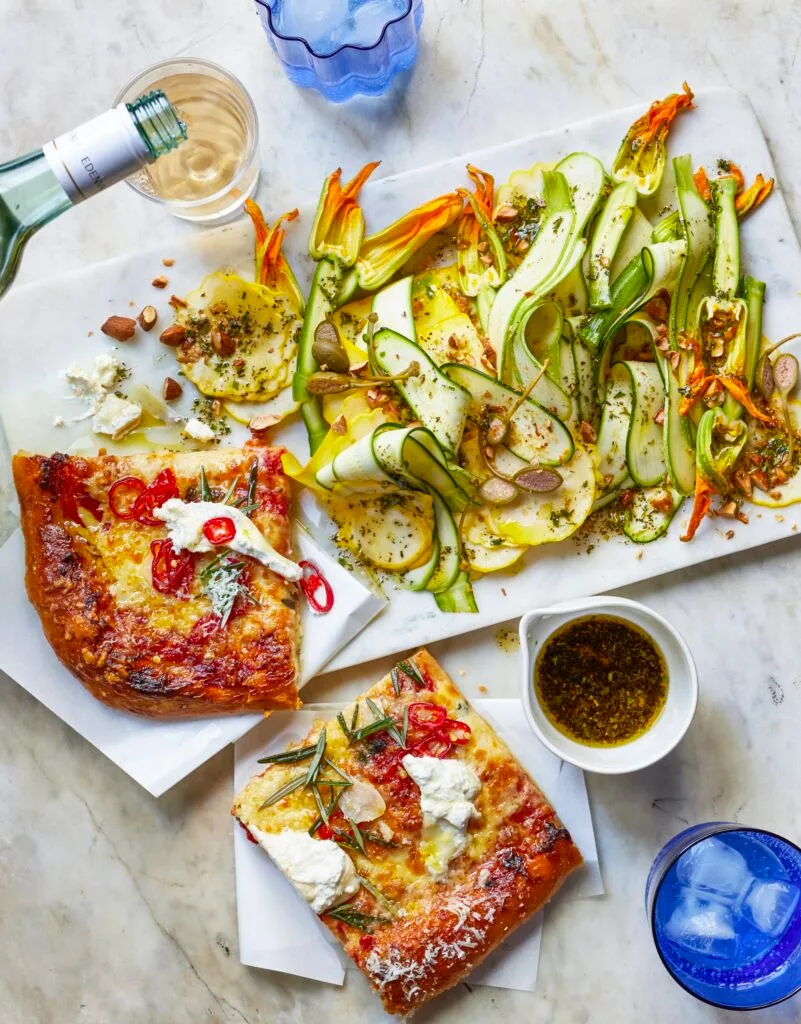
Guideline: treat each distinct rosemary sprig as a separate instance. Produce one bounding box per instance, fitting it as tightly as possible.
[397,659,425,689]
[200,553,257,627]
[257,743,317,765]
[390,667,401,697]
[350,715,395,744]
[350,702,360,733]
[400,705,409,748]
[199,465,211,501]
[311,783,329,824]
[361,829,400,848]
[325,903,391,931]
[358,875,395,914]
[259,772,306,809]
[323,758,352,783]
[305,729,327,786]
[366,698,404,748]
[221,475,239,505]
[347,816,367,856]
[336,712,351,741]
[247,458,258,512]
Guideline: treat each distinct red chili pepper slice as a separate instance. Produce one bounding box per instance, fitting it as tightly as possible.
[440,719,472,745]
[407,702,447,729]
[150,538,195,596]
[108,476,146,519]
[202,516,236,545]
[412,733,453,759]
[298,559,334,614]
[316,824,335,841]
[132,468,180,526]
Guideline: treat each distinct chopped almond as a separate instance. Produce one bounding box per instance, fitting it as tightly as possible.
[725,529,735,540]
[162,377,183,401]
[162,257,175,267]
[138,305,158,331]
[151,275,169,289]
[654,407,665,425]
[493,204,519,223]
[211,329,236,357]
[249,414,282,434]
[649,491,674,514]
[667,350,681,372]
[578,420,597,444]
[169,294,188,309]
[718,500,739,518]
[331,414,348,435]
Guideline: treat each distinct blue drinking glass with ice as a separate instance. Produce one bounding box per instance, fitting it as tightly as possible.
[646,824,801,1009]
[255,0,424,102]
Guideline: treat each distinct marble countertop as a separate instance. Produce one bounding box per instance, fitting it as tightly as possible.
[3,1,801,1022]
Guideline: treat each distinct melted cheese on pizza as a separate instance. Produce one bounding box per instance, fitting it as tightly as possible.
[232,650,582,1014]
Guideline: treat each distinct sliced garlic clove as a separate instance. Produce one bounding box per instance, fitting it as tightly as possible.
[339,780,386,824]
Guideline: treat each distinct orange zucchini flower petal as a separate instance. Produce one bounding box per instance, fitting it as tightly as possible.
[680,475,714,542]
[633,82,695,147]
[735,174,775,218]
[693,166,712,203]
[309,161,381,267]
[719,377,772,422]
[457,165,506,296]
[355,191,464,292]
[244,200,304,310]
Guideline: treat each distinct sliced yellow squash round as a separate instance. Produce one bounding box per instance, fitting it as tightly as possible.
[487,446,596,546]
[461,507,526,573]
[175,272,302,402]
[335,492,435,571]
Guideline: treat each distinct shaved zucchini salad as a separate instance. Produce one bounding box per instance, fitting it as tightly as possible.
[180,83,799,614]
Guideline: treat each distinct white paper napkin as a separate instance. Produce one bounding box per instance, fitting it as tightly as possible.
[0,529,384,796]
[232,699,603,997]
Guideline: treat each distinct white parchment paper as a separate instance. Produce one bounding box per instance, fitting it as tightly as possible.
[0,528,384,796]
[233,699,603,997]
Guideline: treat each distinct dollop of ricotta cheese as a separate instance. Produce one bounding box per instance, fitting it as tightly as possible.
[402,754,481,876]
[65,354,130,425]
[250,827,359,914]
[153,498,302,581]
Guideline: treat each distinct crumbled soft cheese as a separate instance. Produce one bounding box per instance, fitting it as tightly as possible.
[153,498,302,581]
[183,417,215,442]
[250,827,359,913]
[65,354,123,401]
[53,416,65,427]
[402,755,481,876]
[91,394,142,440]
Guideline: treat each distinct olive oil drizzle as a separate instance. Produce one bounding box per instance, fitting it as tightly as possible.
[535,614,667,746]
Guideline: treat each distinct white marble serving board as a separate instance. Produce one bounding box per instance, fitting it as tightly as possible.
[1,87,799,676]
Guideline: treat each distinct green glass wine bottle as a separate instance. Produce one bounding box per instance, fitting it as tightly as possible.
[0,90,187,300]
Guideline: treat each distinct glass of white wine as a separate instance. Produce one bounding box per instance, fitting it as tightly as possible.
[114,58,259,223]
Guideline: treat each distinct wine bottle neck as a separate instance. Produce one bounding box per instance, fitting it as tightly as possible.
[41,90,186,205]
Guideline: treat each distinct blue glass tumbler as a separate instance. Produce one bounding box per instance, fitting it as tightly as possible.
[255,0,424,102]
[646,823,801,1010]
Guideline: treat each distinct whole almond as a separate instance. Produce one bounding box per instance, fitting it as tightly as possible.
[162,377,183,401]
[169,294,187,309]
[152,275,169,289]
[159,324,187,347]
[101,315,137,342]
[211,329,236,357]
[138,305,158,331]
[162,258,175,267]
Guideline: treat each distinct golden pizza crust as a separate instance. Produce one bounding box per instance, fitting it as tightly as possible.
[233,650,581,1015]
[13,444,300,718]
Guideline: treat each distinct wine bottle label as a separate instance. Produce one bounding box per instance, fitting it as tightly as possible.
[42,106,151,204]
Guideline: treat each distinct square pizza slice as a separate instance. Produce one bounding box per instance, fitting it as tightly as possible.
[12,443,302,717]
[232,650,582,1015]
